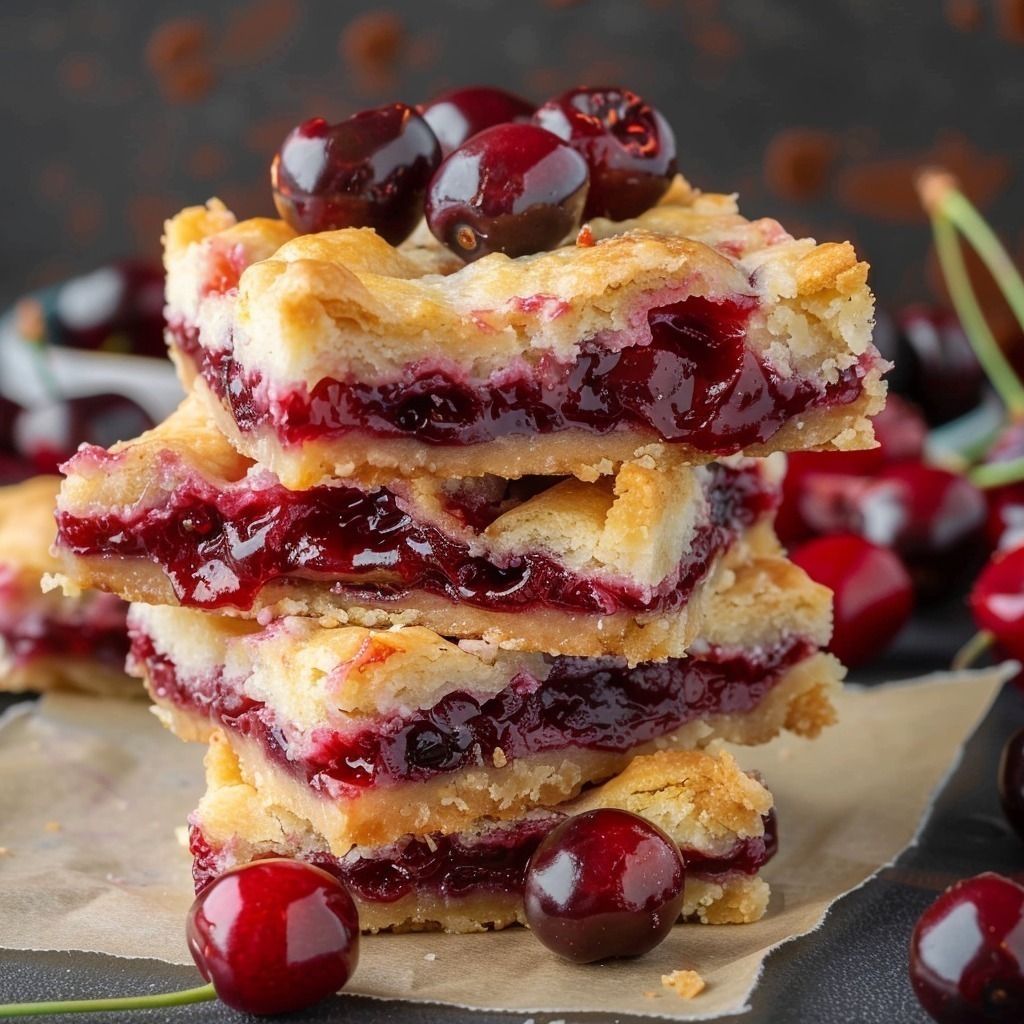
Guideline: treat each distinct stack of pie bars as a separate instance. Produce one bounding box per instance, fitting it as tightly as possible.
[49,176,886,933]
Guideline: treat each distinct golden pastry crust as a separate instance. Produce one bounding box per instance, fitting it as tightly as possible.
[0,476,135,696]
[164,177,884,485]
[51,398,787,661]
[192,731,772,931]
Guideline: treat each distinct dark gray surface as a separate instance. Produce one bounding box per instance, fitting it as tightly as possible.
[2,603,1020,1023]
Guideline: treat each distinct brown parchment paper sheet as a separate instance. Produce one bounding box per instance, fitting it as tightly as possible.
[0,665,1009,1019]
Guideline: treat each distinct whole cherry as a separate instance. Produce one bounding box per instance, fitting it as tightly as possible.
[789,534,915,668]
[426,122,589,262]
[909,872,1024,1023]
[0,858,360,1018]
[968,546,1024,664]
[420,85,535,156]
[523,808,686,964]
[875,306,986,426]
[187,858,359,1015]
[271,103,441,244]
[775,394,928,544]
[1000,725,1024,842]
[533,86,677,221]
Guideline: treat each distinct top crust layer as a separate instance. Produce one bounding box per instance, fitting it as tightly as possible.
[165,177,877,384]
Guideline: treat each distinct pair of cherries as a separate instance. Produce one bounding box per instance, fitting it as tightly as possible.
[270,84,678,262]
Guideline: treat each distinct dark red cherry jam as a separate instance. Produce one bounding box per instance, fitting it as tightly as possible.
[135,630,811,794]
[57,461,772,614]
[170,293,867,454]
[190,808,777,904]
[0,592,129,671]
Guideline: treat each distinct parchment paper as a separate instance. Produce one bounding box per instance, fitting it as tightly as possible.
[0,666,1009,1019]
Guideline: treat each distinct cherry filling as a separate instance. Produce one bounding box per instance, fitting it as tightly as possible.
[170,293,867,454]
[0,596,129,670]
[57,462,772,613]
[189,808,778,904]
[135,632,812,794]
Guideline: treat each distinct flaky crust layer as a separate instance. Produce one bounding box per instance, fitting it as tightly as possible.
[192,731,773,930]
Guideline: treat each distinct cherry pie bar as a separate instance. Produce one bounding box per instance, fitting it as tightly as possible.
[51,397,783,662]
[129,553,838,851]
[189,730,777,931]
[163,176,885,488]
[0,475,132,695]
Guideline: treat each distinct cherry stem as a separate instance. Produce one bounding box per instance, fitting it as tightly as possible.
[970,454,1024,489]
[0,982,216,1017]
[951,629,995,671]
[917,168,1024,418]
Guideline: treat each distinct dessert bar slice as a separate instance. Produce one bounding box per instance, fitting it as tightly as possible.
[131,555,839,850]
[191,729,776,931]
[52,398,781,662]
[0,476,132,695]
[164,177,885,488]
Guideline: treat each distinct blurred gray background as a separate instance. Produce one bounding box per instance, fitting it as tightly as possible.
[0,0,1022,324]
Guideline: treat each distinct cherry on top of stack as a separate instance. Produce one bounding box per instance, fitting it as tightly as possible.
[163,85,886,489]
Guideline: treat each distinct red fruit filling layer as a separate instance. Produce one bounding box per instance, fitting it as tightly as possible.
[56,462,773,614]
[189,808,778,903]
[134,631,813,795]
[169,293,867,454]
[0,584,128,670]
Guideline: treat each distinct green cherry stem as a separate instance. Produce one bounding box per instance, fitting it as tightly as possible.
[970,454,1024,489]
[917,168,1024,418]
[0,982,216,1017]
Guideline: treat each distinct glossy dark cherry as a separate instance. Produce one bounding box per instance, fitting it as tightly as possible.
[425,122,589,261]
[875,306,985,426]
[776,394,928,544]
[909,872,1024,1024]
[186,858,359,1016]
[14,394,154,474]
[788,461,986,601]
[136,630,808,791]
[420,85,535,156]
[271,104,441,245]
[790,534,914,667]
[171,300,868,454]
[523,808,686,963]
[533,86,677,221]
[48,260,167,358]
[970,547,1024,664]
[1000,726,1024,841]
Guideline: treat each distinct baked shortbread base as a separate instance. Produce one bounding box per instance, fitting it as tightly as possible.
[51,397,783,662]
[163,176,885,487]
[131,554,840,850]
[0,476,134,696]
[190,730,775,932]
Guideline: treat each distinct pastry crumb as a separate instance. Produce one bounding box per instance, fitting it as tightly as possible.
[44,821,61,832]
[0,847,11,856]
[423,953,436,962]
[661,969,705,999]
[492,747,508,768]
